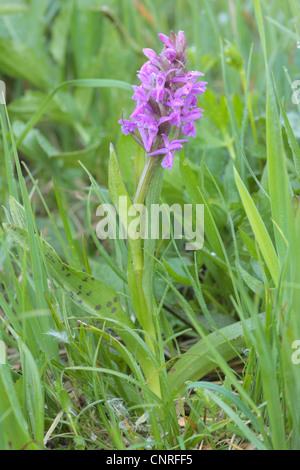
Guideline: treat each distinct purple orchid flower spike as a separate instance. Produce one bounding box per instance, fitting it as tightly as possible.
[118,30,207,171]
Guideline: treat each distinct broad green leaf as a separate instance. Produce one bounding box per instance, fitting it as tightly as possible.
[2,222,158,379]
[116,134,138,193]
[0,38,49,89]
[168,314,265,396]
[2,223,131,329]
[142,162,164,314]
[108,144,149,333]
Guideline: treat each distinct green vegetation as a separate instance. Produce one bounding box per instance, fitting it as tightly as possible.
[1,0,300,450]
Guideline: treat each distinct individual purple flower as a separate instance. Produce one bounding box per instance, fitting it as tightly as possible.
[181,107,204,137]
[143,48,158,61]
[130,104,146,121]
[132,85,148,103]
[137,62,158,91]
[158,33,177,63]
[137,117,159,153]
[149,72,167,102]
[172,71,204,97]
[149,134,188,170]
[118,119,137,135]
[119,30,207,170]
[160,91,185,127]
[143,48,161,68]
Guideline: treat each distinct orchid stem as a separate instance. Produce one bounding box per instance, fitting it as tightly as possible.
[127,155,163,399]
[134,155,159,205]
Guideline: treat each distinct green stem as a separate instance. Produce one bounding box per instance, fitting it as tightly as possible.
[127,155,163,398]
[241,69,258,145]
[127,242,161,398]
[134,155,160,205]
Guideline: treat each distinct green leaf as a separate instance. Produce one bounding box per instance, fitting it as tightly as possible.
[0,38,49,89]
[2,222,159,379]
[49,0,73,65]
[234,167,280,285]
[108,144,149,333]
[239,228,259,261]
[2,223,131,328]
[19,341,44,445]
[275,83,300,183]
[53,178,82,270]
[108,142,133,233]
[0,340,5,364]
[0,336,38,450]
[254,0,293,265]
[179,153,225,262]
[238,263,264,295]
[163,257,192,286]
[9,196,26,229]
[168,314,265,396]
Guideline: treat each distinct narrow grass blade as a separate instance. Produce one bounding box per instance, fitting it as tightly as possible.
[187,383,266,450]
[179,153,225,262]
[234,166,280,285]
[19,341,44,446]
[0,336,38,450]
[53,178,82,270]
[254,0,294,264]
[274,80,300,183]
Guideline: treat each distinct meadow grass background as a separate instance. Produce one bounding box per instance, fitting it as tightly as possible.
[1,0,300,450]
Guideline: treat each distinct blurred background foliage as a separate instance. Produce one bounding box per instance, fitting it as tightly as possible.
[1,0,299,257]
[0,0,298,183]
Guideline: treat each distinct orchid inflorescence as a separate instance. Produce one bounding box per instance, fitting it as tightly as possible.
[118,31,207,170]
